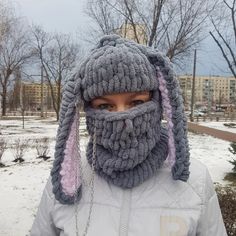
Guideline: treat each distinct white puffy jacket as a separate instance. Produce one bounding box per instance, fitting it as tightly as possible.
[30,158,227,236]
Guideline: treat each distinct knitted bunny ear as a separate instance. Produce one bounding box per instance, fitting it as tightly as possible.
[51,74,82,205]
[148,52,190,181]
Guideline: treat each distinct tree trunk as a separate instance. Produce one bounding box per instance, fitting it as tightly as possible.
[1,86,7,116]
[148,1,163,47]
[56,74,62,122]
[1,69,12,116]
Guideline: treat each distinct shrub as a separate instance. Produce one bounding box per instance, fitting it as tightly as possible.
[35,137,50,161]
[0,139,7,167]
[12,138,29,163]
[215,185,236,235]
[224,123,236,128]
[229,142,236,172]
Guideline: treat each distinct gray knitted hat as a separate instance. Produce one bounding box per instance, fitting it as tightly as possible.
[51,34,190,205]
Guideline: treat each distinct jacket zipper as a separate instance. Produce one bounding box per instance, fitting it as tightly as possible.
[119,189,132,236]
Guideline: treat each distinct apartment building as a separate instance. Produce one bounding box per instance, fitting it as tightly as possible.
[116,23,148,45]
[22,82,58,110]
[178,75,236,108]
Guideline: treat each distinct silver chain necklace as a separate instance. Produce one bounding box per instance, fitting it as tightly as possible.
[75,104,97,236]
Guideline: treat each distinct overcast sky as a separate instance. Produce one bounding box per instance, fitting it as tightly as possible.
[16,0,87,34]
[14,0,230,77]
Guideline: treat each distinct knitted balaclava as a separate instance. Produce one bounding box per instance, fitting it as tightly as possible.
[51,34,190,205]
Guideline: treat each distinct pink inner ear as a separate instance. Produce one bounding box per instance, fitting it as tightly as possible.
[156,67,176,167]
[60,115,81,196]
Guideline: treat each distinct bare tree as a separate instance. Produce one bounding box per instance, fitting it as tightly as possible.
[43,33,80,120]
[0,14,33,116]
[209,0,236,78]
[86,0,121,35]
[30,25,52,117]
[30,24,52,72]
[31,26,80,120]
[85,0,215,64]
[0,0,15,42]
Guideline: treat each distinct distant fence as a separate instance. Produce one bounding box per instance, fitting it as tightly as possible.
[2,111,236,122]
[187,115,236,122]
[4,111,56,117]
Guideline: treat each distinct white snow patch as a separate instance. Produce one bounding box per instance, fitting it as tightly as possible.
[0,117,234,235]
[188,132,233,183]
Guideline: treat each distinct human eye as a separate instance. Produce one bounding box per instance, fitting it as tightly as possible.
[130,100,145,107]
[97,103,113,110]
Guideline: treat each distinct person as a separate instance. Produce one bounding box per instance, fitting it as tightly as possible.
[30,34,227,236]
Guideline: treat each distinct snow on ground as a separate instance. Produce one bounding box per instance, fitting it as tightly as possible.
[198,121,236,133]
[0,117,57,139]
[188,132,233,183]
[0,159,52,236]
[0,117,234,236]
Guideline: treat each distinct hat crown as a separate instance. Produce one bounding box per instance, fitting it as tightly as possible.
[79,35,158,101]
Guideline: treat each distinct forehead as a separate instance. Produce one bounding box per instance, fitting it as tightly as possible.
[92,91,150,101]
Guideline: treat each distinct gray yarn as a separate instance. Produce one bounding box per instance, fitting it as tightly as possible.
[51,75,82,204]
[51,34,190,205]
[147,54,190,180]
[85,100,168,188]
[80,35,158,101]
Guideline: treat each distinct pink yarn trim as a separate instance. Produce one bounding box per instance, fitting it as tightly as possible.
[156,67,176,167]
[60,115,81,196]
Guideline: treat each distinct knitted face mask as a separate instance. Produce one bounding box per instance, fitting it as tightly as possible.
[51,34,190,205]
[85,98,168,188]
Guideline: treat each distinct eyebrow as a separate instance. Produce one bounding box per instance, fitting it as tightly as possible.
[93,97,112,102]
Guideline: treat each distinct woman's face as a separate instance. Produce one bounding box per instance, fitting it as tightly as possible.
[90,91,151,112]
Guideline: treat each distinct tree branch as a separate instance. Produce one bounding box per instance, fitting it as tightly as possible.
[210,31,236,78]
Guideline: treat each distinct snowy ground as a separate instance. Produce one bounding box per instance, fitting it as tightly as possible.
[198,121,236,133]
[0,117,234,236]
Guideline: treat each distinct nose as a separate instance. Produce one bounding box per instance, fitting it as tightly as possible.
[116,104,128,112]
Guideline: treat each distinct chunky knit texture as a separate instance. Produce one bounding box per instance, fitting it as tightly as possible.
[85,100,168,188]
[80,36,158,101]
[51,34,190,205]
